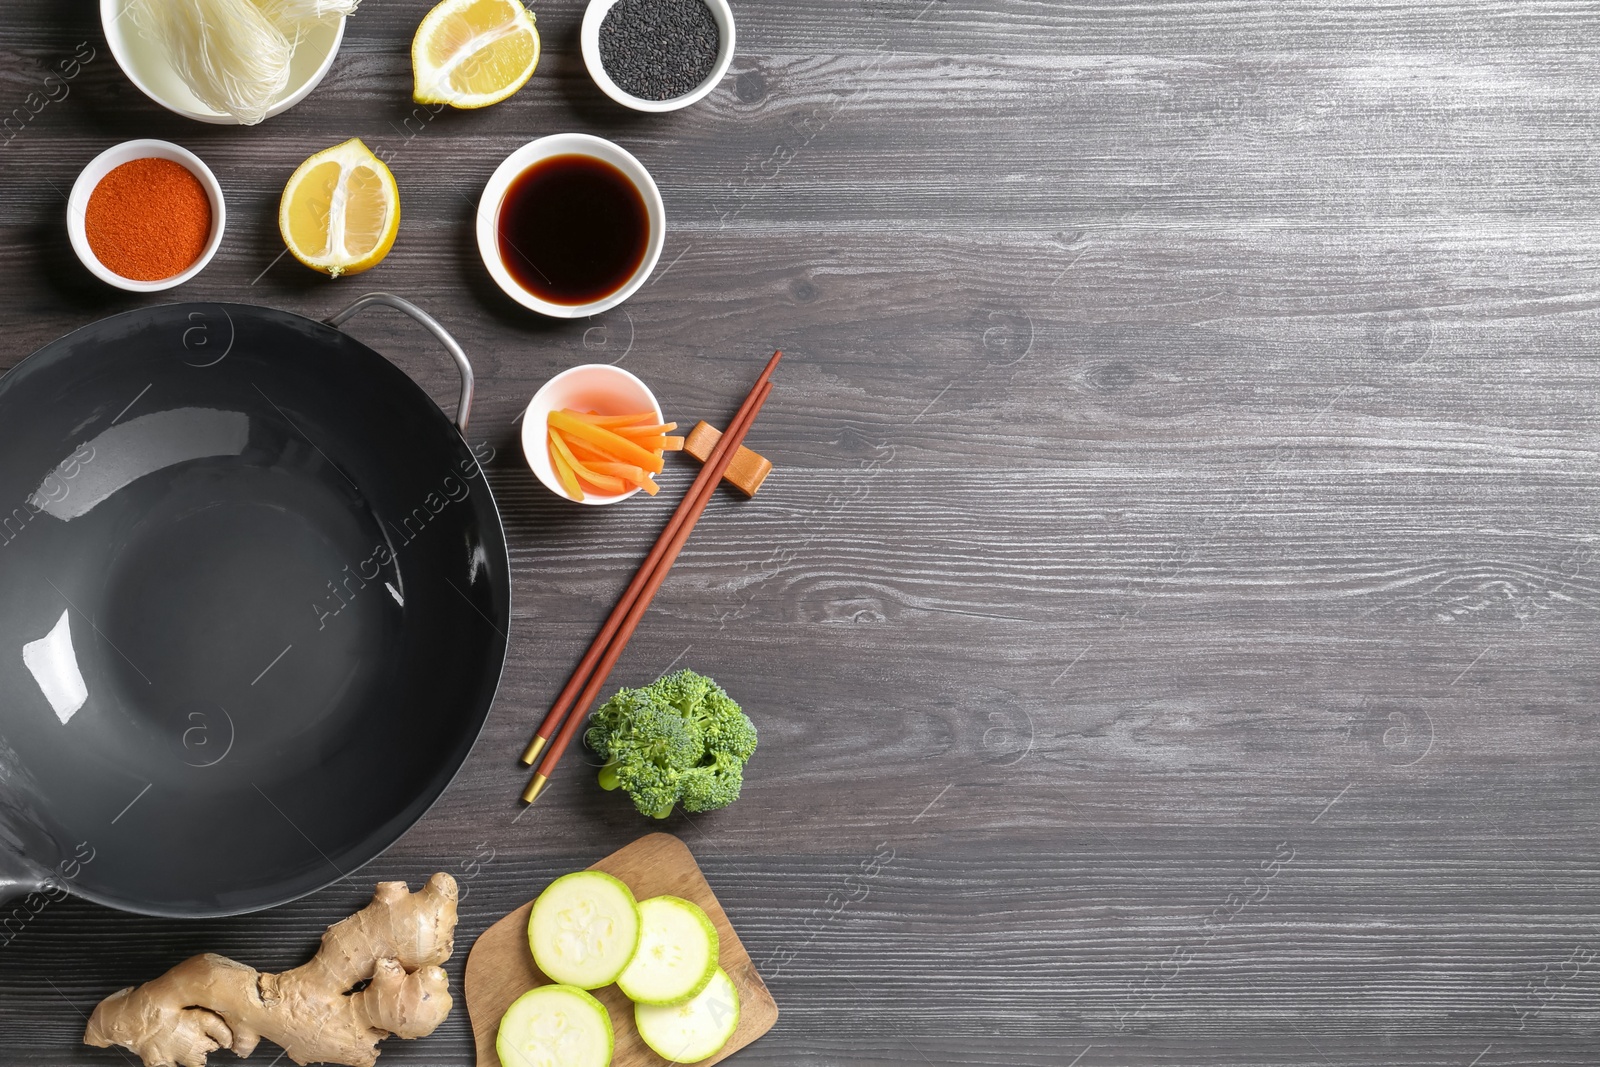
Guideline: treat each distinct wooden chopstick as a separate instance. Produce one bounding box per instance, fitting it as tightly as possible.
[518,352,782,769]
[519,360,779,804]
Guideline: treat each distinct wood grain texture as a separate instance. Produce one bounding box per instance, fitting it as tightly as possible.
[464,833,777,1067]
[0,0,1599,1064]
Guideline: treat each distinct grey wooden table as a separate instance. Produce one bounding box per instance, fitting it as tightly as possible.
[3,1,1599,1064]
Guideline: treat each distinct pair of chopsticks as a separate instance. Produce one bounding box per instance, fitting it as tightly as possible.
[519,351,782,804]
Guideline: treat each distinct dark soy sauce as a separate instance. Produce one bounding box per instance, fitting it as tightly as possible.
[496,154,649,306]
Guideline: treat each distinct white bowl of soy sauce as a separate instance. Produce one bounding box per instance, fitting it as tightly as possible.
[581,0,736,113]
[477,133,666,318]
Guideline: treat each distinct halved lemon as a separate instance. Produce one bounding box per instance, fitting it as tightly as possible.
[278,138,400,278]
[412,0,540,109]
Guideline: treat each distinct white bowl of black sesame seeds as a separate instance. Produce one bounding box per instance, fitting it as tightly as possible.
[581,0,736,113]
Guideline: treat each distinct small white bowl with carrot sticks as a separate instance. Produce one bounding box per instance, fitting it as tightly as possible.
[521,364,684,505]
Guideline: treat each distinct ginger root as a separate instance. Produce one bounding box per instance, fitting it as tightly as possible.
[84,872,458,1067]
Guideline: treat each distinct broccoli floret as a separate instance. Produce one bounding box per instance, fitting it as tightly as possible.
[677,750,746,813]
[650,669,716,716]
[586,690,700,768]
[611,764,681,820]
[695,686,757,762]
[583,670,757,820]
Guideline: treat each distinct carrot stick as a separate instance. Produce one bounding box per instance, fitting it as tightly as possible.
[562,436,619,465]
[619,435,673,451]
[566,429,676,465]
[588,461,659,495]
[549,446,584,501]
[565,440,661,495]
[550,431,630,495]
[549,411,664,473]
[576,471,629,495]
[570,410,659,428]
[612,423,678,438]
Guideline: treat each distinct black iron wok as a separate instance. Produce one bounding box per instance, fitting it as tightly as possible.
[0,294,509,917]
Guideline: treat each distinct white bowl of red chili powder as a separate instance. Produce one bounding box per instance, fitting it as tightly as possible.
[67,139,225,292]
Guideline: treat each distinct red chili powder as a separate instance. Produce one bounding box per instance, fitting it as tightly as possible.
[85,157,213,282]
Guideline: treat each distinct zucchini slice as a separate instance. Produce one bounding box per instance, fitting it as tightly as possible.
[496,984,614,1067]
[529,870,641,989]
[616,896,720,1006]
[633,967,740,1063]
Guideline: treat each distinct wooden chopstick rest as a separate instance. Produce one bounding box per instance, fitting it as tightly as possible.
[683,421,773,496]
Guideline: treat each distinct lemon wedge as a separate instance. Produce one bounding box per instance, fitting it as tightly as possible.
[412,0,540,109]
[278,138,400,278]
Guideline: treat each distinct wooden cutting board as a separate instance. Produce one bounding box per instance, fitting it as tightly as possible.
[464,833,778,1067]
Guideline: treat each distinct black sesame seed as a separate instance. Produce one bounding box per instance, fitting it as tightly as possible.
[599,0,721,103]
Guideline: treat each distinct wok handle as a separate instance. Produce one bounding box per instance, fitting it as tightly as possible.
[326,293,476,434]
